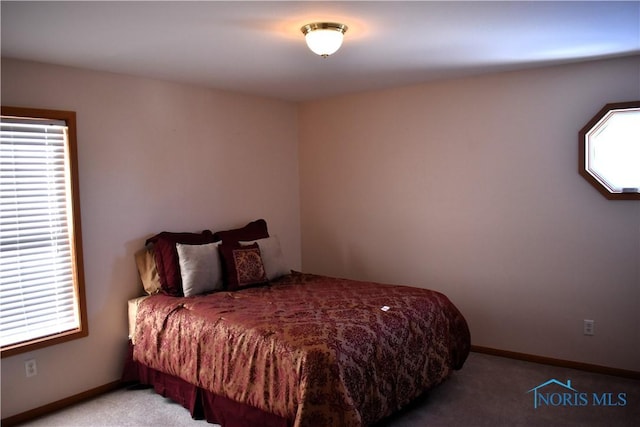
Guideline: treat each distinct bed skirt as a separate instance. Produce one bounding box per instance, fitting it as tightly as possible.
[122,342,289,427]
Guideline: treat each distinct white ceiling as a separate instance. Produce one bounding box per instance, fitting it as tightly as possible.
[2,1,639,102]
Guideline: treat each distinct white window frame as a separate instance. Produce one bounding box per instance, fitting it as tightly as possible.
[1,106,88,358]
[579,100,640,200]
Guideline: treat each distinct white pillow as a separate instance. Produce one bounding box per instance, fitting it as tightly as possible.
[239,235,289,281]
[176,242,223,297]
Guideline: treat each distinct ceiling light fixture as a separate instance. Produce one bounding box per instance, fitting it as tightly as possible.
[301,22,348,58]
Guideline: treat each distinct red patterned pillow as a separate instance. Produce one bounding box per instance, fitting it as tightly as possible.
[212,219,269,243]
[219,243,268,290]
[145,230,216,296]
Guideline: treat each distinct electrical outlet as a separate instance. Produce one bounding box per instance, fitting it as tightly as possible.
[584,319,595,336]
[25,359,37,378]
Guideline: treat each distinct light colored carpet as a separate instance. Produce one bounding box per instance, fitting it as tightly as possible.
[17,352,640,426]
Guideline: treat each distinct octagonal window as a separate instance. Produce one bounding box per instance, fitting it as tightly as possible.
[579,101,640,200]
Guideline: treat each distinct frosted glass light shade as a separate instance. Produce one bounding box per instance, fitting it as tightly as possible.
[301,23,348,57]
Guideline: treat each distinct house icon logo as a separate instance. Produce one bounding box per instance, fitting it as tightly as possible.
[527,379,580,409]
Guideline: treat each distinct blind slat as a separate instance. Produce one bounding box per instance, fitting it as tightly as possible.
[0,114,80,348]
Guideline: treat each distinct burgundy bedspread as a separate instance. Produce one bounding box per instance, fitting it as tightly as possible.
[133,272,470,426]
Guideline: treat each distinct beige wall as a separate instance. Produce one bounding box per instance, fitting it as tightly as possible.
[0,58,301,418]
[299,56,640,371]
[2,55,639,419]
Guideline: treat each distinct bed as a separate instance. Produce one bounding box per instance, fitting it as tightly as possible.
[123,220,471,426]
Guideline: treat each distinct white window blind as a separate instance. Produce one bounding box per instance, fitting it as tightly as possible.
[0,117,80,348]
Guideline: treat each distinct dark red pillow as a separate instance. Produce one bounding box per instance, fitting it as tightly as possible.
[219,243,268,290]
[212,219,269,243]
[145,230,216,296]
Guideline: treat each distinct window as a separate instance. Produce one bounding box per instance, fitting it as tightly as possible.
[579,101,640,200]
[1,107,87,357]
